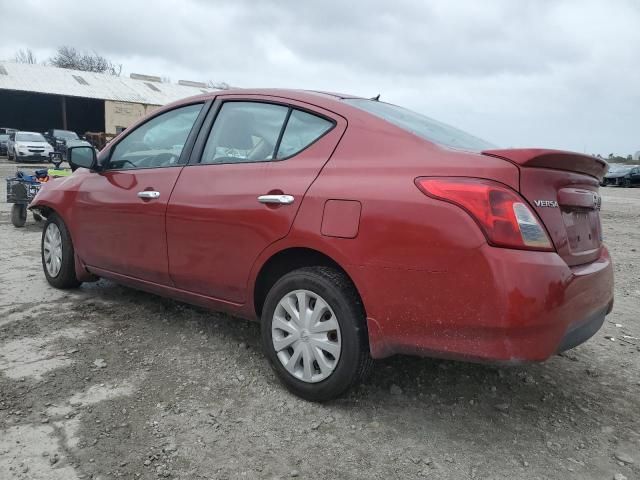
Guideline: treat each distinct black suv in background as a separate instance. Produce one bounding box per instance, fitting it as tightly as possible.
[43,129,92,158]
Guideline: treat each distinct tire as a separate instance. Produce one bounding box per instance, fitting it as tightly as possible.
[41,214,81,289]
[7,149,13,161]
[11,204,27,227]
[261,266,373,402]
[623,178,632,188]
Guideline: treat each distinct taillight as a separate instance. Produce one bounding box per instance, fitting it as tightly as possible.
[415,177,554,251]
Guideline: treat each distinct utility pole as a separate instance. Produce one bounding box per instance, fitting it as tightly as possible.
[61,97,68,129]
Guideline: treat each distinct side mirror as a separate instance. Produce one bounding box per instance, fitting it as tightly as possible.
[68,145,98,170]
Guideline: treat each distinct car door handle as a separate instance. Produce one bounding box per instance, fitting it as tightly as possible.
[137,191,160,199]
[257,194,294,205]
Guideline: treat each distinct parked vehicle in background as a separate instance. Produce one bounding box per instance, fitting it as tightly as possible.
[0,127,18,135]
[7,131,54,162]
[601,164,640,187]
[43,129,92,158]
[30,89,614,401]
[0,133,9,155]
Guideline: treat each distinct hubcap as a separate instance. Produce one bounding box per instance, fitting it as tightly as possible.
[272,289,341,383]
[43,223,63,277]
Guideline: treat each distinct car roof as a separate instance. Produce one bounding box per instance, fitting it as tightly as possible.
[170,88,367,111]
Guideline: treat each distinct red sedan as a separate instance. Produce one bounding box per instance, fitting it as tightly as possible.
[31,89,614,401]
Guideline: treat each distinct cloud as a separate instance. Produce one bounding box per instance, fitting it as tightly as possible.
[1,0,639,154]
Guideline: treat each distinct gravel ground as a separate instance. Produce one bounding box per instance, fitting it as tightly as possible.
[0,157,638,480]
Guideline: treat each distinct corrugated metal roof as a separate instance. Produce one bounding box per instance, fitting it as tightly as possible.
[0,61,217,105]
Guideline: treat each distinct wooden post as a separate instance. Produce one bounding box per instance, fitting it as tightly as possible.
[61,96,68,129]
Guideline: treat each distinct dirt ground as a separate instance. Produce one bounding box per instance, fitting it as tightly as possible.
[0,157,638,480]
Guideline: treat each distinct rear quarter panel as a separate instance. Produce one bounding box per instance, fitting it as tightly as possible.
[248,115,521,345]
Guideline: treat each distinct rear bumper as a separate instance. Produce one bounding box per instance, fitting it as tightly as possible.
[556,306,608,353]
[362,245,614,361]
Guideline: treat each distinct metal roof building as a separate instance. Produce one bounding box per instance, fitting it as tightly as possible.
[0,61,217,135]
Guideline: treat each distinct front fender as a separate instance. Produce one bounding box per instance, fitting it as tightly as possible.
[29,171,97,283]
[29,170,88,218]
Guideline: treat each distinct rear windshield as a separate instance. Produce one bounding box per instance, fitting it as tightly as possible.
[16,132,46,142]
[344,98,496,152]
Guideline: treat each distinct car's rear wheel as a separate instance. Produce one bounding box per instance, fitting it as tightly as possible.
[623,178,632,188]
[41,214,81,289]
[261,266,372,402]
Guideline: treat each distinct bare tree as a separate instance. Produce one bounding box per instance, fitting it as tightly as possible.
[14,49,38,64]
[49,46,122,76]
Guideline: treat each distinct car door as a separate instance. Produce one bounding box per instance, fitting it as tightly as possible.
[632,167,640,185]
[71,102,208,285]
[166,96,346,303]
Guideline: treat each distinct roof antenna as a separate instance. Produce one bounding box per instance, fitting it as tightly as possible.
[371,94,380,101]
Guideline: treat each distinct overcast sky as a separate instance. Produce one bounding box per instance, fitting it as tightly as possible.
[1,0,638,155]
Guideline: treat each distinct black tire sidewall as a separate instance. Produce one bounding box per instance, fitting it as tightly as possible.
[11,204,27,227]
[261,268,366,402]
[41,214,81,289]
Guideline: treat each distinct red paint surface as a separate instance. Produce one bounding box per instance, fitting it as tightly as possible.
[32,89,614,362]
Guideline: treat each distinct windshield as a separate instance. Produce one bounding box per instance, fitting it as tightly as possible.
[16,132,46,142]
[344,98,496,152]
[55,130,79,140]
[0,134,8,141]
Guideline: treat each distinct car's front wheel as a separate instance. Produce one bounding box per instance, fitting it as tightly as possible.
[261,266,372,402]
[41,214,81,289]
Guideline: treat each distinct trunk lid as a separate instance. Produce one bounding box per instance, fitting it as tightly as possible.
[482,149,607,266]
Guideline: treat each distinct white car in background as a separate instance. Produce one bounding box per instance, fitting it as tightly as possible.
[7,131,54,162]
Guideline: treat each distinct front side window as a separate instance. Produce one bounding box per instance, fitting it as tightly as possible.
[109,103,203,170]
[276,110,333,159]
[201,102,288,164]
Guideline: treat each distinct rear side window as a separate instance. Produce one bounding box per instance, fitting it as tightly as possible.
[201,102,288,164]
[276,110,333,159]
